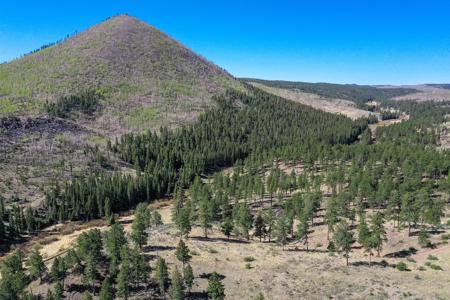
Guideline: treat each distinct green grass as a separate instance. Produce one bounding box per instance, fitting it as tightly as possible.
[0,98,19,114]
[125,106,159,129]
[88,135,109,146]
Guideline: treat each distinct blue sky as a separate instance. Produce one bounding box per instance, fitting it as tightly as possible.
[1,0,449,85]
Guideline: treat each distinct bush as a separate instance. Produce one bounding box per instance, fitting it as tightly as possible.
[406,258,416,263]
[418,230,432,248]
[244,256,255,262]
[427,254,438,261]
[396,262,408,271]
[418,266,426,271]
[429,264,443,271]
[245,263,252,269]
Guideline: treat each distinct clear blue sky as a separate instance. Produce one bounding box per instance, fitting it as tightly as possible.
[1,0,449,85]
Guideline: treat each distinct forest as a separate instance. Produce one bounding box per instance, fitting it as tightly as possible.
[1,83,450,299]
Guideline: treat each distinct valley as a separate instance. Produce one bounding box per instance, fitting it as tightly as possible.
[1,13,450,300]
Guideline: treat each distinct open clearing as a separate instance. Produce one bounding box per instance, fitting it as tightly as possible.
[11,198,450,300]
[249,82,375,120]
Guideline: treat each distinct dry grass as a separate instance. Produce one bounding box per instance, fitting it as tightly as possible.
[250,82,375,120]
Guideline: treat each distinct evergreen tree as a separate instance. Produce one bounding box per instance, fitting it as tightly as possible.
[0,250,28,299]
[254,212,265,242]
[263,207,276,242]
[169,267,184,300]
[131,203,149,248]
[99,278,113,300]
[54,281,64,300]
[297,215,310,251]
[183,264,194,294]
[370,212,387,257]
[155,257,169,296]
[178,206,192,238]
[207,272,225,300]
[198,198,213,238]
[357,214,374,265]
[333,221,355,266]
[175,239,192,267]
[274,214,289,250]
[220,217,233,240]
[28,247,47,282]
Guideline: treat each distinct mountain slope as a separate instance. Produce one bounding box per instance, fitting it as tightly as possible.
[0,14,242,132]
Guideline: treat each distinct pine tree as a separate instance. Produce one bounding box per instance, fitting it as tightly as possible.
[325,196,339,240]
[54,281,64,300]
[105,223,127,270]
[155,257,169,296]
[99,278,113,300]
[131,203,149,248]
[370,212,387,257]
[274,214,289,250]
[254,212,265,242]
[178,206,192,238]
[357,214,374,265]
[175,239,192,267]
[297,215,310,251]
[0,250,28,299]
[198,198,213,238]
[183,264,194,294]
[28,247,47,282]
[169,267,184,300]
[82,291,93,300]
[263,207,276,242]
[116,263,129,300]
[220,217,233,240]
[333,221,355,266]
[207,272,225,300]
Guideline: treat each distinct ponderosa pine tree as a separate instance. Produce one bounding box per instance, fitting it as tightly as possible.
[175,239,191,267]
[131,203,149,248]
[99,278,113,300]
[297,214,310,251]
[370,212,387,257]
[0,250,28,299]
[183,264,194,294]
[207,272,225,300]
[274,214,289,250]
[155,257,169,296]
[28,247,46,282]
[333,221,355,266]
[169,267,184,300]
[254,212,265,242]
[263,207,276,242]
[220,217,233,240]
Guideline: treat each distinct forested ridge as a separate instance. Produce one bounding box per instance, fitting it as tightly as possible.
[2,82,450,299]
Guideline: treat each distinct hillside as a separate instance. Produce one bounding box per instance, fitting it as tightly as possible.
[0,14,242,132]
[0,15,244,203]
[242,78,419,107]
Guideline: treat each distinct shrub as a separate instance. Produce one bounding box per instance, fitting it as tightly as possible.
[406,258,416,263]
[245,263,252,269]
[244,256,255,262]
[429,264,443,271]
[418,266,426,271]
[427,254,438,261]
[396,262,408,271]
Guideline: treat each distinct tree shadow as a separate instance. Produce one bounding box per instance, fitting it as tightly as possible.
[286,248,328,253]
[189,291,209,299]
[384,247,417,258]
[350,260,394,268]
[199,273,226,280]
[143,245,176,252]
[190,236,250,244]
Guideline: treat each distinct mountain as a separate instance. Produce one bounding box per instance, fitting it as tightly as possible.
[0,15,243,202]
[0,14,243,132]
